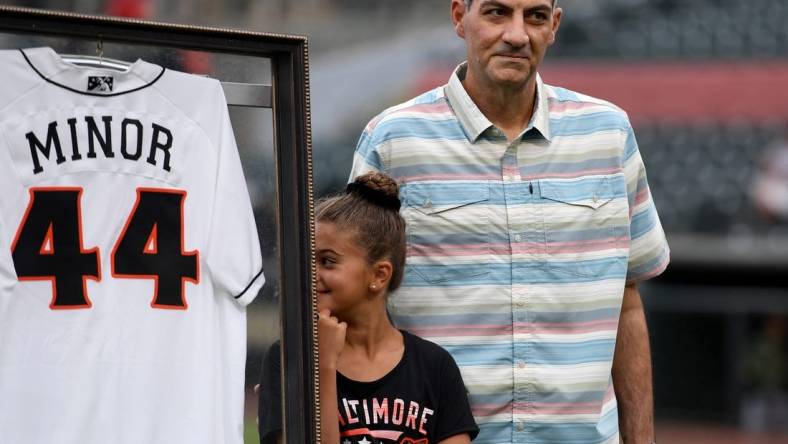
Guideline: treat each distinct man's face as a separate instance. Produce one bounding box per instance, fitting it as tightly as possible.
[452,0,562,89]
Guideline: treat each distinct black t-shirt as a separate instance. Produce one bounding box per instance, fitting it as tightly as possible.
[258,330,478,444]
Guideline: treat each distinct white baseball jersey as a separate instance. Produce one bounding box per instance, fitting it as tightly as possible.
[0,47,265,444]
[0,217,17,294]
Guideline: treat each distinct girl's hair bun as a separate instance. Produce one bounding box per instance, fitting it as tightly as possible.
[317,171,406,291]
[346,172,401,211]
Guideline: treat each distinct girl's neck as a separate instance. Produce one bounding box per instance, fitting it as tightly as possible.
[337,302,404,382]
[343,307,400,358]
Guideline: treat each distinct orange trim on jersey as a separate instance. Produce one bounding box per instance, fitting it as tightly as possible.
[39,223,54,255]
[110,187,199,311]
[12,187,101,310]
[143,223,158,254]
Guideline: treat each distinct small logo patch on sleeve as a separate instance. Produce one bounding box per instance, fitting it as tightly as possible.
[88,76,114,92]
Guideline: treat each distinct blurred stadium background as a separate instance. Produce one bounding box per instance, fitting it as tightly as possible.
[3,0,788,442]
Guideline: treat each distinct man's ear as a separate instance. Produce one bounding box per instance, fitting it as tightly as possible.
[451,0,467,38]
[548,7,563,45]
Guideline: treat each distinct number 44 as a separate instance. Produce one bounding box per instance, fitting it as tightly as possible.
[11,187,199,310]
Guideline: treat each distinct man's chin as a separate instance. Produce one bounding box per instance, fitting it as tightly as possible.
[487,65,532,87]
[491,72,531,88]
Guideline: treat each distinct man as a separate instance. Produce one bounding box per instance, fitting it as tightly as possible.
[349,0,669,443]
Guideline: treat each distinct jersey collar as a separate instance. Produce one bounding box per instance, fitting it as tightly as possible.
[20,47,165,97]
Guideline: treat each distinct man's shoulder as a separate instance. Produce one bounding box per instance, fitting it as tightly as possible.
[543,81,632,125]
[363,84,453,135]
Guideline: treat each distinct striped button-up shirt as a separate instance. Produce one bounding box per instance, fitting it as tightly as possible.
[349,63,670,444]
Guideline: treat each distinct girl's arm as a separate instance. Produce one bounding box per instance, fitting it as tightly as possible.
[433,345,479,443]
[319,363,339,444]
[318,309,346,444]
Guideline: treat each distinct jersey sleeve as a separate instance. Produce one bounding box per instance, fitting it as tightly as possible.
[258,341,282,444]
[434,351,479,442]
[623,123,670,283]
[205,100,264,306]
[0,216,18,294]
[0,133,18,294]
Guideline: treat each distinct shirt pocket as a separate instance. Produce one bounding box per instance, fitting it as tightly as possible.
[402,182,492,285]
[539,175,627,278]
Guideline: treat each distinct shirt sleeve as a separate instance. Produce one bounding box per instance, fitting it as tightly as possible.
[205,100,264,306]
[0,216,18,294]
[434,351,480,442]
[623,123,670,283]
[348,119,385,182]
[258,341,282,444]
[0,134,18,294]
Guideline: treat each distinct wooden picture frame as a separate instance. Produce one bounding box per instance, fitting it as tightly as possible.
[0,5,317,443]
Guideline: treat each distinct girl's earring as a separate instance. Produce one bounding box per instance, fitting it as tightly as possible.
[370,284,377,290]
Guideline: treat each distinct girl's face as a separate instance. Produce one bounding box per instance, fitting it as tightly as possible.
[315,221,374,318]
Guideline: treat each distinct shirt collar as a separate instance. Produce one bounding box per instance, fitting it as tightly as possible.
[20,47,164,96]
[445,62,551,142]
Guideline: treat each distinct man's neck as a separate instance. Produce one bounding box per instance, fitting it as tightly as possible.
[462,69,538,142]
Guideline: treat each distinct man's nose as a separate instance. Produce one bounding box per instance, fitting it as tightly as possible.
[502,15,529,48]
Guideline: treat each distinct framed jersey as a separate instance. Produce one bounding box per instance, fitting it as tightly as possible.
[0,6,316,444]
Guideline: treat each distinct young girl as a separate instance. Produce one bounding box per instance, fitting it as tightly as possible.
[258,172,478,444]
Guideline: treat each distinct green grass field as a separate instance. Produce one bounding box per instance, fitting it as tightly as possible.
[244,421,259,443]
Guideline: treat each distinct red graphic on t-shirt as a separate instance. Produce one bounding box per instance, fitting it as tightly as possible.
[399,438,428,444]
[341,427,405,441]
[339,396,435,443]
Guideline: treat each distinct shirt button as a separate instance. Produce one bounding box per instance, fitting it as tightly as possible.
[516,300,525,307]
[518,361,526,369]
[517,423,525,432]
[513,234,522,242]
[423,198,432,208]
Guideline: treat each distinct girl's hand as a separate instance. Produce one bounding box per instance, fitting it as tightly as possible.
[318,309,346,370]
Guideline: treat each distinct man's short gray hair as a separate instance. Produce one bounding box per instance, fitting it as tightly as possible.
[464,0,557,7]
